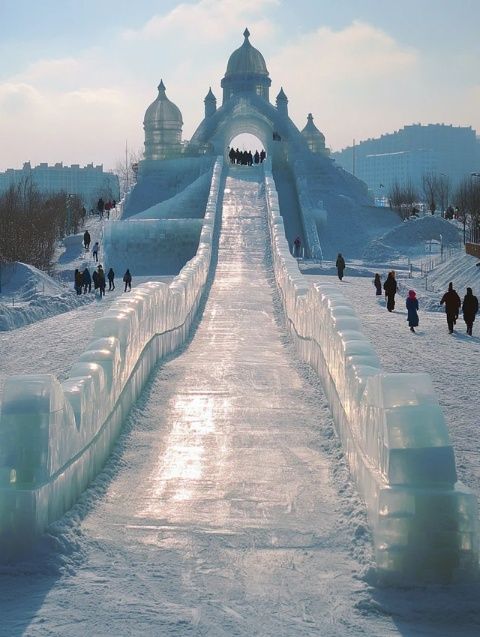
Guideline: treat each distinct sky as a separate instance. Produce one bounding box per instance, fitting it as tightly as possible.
[1,0,479,172]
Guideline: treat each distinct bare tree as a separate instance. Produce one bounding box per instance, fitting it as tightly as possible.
[387,180,418,219]
[422,173,437,214]
[115,148,143,197]
[0,178,85,271]
[436,174,450,214]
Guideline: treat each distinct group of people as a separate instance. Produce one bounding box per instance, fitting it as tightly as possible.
[74,266,132,296]
[96,197,116,219]
[373,271,478,335]
[78,231,132,295]
[228,147,266,166]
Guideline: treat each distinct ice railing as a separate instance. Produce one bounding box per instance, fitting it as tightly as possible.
[263,159,478,583]
[0,157,224,556]
[291,159,324,261]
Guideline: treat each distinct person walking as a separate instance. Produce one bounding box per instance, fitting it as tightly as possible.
[92,241,99,263]
[440,282,461,333]
[74,269,83,295]
[336,253,346,280]
[97,265,106,297]
[462,287,479,336]
[107,267,115,291]
[373,273,382,295]
[293,236,301,258]
[383,271,397,312]
[123,269,132,292]
[406,289,419,333]
[82,267,91,293]
[92,269,99,292]
[83,230,91,250]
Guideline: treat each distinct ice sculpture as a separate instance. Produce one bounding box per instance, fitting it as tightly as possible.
[263,158,478,583]
[0,157,224,557]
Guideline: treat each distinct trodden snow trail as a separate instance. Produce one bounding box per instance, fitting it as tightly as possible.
[0,167,395,636]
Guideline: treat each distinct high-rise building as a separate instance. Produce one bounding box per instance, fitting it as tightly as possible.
[332,124,479,197]
[0,162,120,208]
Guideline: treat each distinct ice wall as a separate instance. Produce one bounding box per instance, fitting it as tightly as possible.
[263,159,478,583]
[103,219,203,275]
[0,157,224,557]
[291,159,324,260]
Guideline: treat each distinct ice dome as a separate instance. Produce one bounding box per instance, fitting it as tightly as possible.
[143,80,183,161]
[144,80,183,129]
[301,113,326,154]
[225,28,269,77]
[221,28,272,103]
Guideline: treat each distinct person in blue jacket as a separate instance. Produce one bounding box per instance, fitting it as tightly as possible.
[82,267,91,293]
[406,289,419,333]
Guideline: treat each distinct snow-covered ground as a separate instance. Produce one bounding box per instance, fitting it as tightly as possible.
[1,174,480,635]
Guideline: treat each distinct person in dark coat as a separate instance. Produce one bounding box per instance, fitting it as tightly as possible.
[406,289,419,332]
[97,265,106,297]
[107,267,115,291]
[462,287,479,336]
[293,236,301,258]
[83,230,91,250]
[83,267,91,293]
[373,273,382,295]
[336,253,346,280]
[123,269,132,292]
[74,269,83,295]
[440,282,461,333]
[92,269,99,291]
[383,271,397,312]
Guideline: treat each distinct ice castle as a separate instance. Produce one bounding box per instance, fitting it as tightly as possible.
[121,28,374,267]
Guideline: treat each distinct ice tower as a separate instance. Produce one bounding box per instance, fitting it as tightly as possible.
[125,28,376,260]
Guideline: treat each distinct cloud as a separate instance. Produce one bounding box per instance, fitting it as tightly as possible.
[122,0,278,43]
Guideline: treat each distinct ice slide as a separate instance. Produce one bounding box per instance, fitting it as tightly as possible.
[0,159,477,585]
[0,159,224,557]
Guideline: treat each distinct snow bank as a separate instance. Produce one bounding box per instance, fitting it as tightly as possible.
[263,159,478,583]
[0,157,224,558]
[364,216,461,261]
[0,262,92,331]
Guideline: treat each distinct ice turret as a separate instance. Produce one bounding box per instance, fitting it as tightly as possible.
[204,87,217,118]
[301,113,327,155]
[276,87,288,117]
[143,80,183,161]
[221,28,271,104]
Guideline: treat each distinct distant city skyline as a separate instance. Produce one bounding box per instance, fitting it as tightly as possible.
[1,0,479,171]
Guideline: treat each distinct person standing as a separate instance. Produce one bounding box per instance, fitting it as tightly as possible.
[336,253,346,280]
[92,241,99,263]
[74,269,83,295]
[83,230,91,250]
[383,271,397,312]
[440,282,461,333]
[97,265,106,297]
[107,267,115,291]
[373,273,382,295]
[406,289,419,333]
[123,269,132,292]
[293,236,301,258]
[83,267,91,293]
[462,287,479,336]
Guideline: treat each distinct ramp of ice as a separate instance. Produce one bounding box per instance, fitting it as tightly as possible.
[0,158,224,557]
